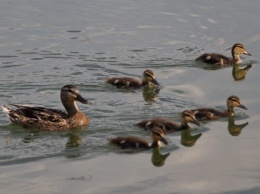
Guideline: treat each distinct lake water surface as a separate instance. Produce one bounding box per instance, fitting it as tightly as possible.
[0,0,260,193]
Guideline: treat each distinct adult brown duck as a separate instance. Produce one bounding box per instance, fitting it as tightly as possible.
[2,85,91,131]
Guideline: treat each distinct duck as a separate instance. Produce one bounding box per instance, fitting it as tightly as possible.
[2,85,91,131]
[195,43,251,65]
[108,127,168,149]
[105,69,160,89]
[135,110,200,134]
[190,95,247,121]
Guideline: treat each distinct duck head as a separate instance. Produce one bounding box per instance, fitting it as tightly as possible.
[142,69,160,87]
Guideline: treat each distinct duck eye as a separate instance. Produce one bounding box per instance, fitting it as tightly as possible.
[145,73,153,79]
[68,88,79,95]
[230,98,239,104]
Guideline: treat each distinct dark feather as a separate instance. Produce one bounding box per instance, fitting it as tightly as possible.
[105,77,141,89]
[109,136,150,149]
[196,53,231,65]
[135,118,182,133]
[190,108,227,120]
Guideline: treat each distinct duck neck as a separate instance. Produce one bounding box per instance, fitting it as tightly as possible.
[62,100,79,118]
[227,106,234,117]
[141,80,149,87]
[232,53,242,64]
[151,141,159,148]
[180,121,190,130]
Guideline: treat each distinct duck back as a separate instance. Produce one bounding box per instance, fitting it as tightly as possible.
[105,77,141,89]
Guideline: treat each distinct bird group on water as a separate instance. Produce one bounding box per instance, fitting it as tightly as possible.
[2,43,251,151]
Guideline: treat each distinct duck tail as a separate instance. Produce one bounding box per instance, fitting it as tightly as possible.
[2,105,11,114]
[104,77,111,83]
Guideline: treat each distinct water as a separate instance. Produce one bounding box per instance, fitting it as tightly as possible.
[0,0,260,193]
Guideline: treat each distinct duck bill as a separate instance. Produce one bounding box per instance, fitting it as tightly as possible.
[159,137,168,145]
[151,78,160,86]
[244,50,251,56]
[238,104,247,110]
[76,94,91,105]
[192,119,201,126]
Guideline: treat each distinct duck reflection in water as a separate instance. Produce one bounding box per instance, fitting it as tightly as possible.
[64,132,82,149]
[228,117,249,136]
[63,132,83,158]
[151,148,170,167]
[181,128,202,147]
[142,86,160,104]
[232,64,252,81]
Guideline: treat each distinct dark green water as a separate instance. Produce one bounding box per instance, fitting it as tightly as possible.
[0,0,260,193]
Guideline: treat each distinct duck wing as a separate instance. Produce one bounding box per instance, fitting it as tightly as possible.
[3,104,68,130]
[196,53,231,65]
[109,136,150,149]
[191,108,224,121]
[135,118,180,133]
[105,77,141,89]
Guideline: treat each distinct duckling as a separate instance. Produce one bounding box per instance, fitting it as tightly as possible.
[2,85,91,131]
[190,95,247,121]
[195,43,251,65]
[105,69,160,89]
[108,127,168,149]
[135,110,200,134]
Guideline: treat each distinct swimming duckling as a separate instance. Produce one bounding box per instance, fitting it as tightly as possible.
[108,127,168,149]
[195,43,251,65]
[2,85,91,131]
[135,110,200,134]
[105,69,160,89]
[190,95,247,121]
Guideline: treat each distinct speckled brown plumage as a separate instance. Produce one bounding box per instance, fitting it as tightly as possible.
[2,85,91,131]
